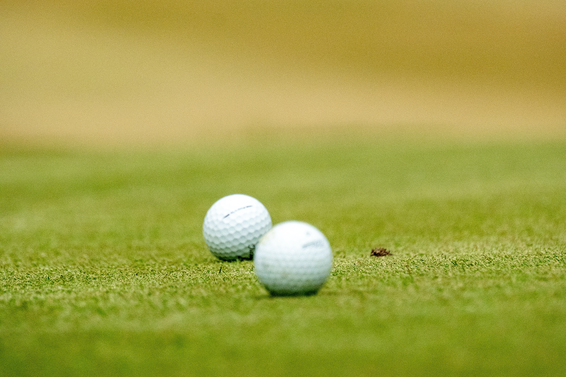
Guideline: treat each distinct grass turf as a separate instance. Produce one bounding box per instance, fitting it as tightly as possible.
[1,133,565,376]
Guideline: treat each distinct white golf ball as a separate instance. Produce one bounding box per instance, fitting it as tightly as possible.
[203,194,272,261]
[254,221,333,296]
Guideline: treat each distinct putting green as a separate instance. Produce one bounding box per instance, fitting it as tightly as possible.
[1,133,565,376]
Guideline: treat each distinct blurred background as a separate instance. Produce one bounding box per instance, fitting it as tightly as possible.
[1,0,565,147]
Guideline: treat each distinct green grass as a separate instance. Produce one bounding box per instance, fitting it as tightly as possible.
[1,133,566,376]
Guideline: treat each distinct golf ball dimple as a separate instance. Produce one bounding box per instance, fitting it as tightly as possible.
[203,194,272,261]
[254,221,333,296]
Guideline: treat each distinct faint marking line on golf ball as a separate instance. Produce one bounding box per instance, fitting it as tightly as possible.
[302,240,326,249]
[223,205,253,219]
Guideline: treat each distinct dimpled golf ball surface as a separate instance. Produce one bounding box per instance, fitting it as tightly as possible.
[254,221,333,296]
[203,194,272,261]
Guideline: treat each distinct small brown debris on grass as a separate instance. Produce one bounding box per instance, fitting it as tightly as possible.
[371,248,392,257]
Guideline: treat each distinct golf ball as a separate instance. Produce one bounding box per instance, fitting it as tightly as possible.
[203,194,272,261]
[254,221,333,296]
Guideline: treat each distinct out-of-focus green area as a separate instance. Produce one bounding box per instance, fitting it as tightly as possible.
[20,0,566,85]
[1,0,565,146]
